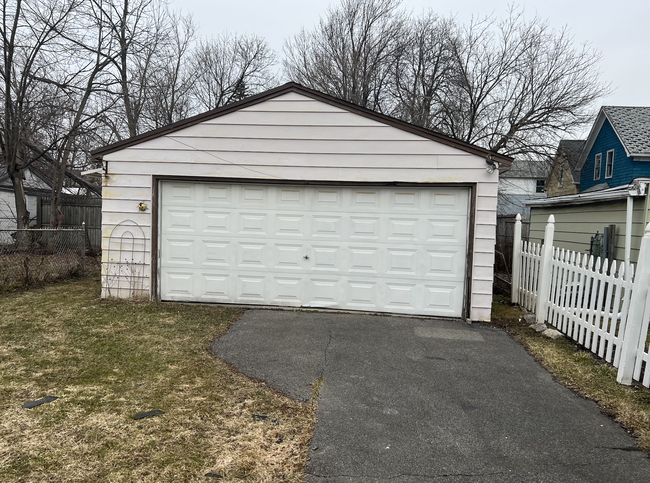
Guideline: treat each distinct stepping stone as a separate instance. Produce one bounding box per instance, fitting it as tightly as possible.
[133,409,164,420]
[22,396,58,409]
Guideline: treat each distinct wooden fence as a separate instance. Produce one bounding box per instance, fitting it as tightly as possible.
[37,196,101,248]
[512,213,650,389]
[496,214,530,274]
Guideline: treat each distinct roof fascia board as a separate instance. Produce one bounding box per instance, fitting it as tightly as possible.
[91,82,512,166]
[576,109,606,172]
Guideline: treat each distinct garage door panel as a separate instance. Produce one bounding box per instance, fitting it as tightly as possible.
[347,280,378,309]
[205,184,232,205]
[274,243,303,270]
[349,216,380,239]
[312,215,342,238]
[423,283,462,315]
[160,181,469,317]
[426,218,466,243]
[236,275,267,302]
[272,276,304,305]
[348,247,379,273]
[201,273,231,301]
[237,242,267,268]
[164,239,195,266]
[426,250,465,279]
[202,240,230,267]
[275,214,305,236]
[430,190,468,214]
[164,271,194,298]
[307,277,340,307]
[164,209,196,232]
[203,211,231,234]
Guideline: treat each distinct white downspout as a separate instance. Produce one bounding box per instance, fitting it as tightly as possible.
[625,195,633,269]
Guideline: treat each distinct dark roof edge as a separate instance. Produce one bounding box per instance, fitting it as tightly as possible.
[91,82,513,166]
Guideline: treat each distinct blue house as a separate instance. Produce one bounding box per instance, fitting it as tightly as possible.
[525,106,650,266]
[578,106,650,192]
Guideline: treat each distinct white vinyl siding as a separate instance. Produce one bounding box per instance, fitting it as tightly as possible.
[605,150,614,179]
[594,153,602,180]
[102,92,499,321]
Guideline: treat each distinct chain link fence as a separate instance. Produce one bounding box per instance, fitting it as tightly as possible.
[0,227,97,290]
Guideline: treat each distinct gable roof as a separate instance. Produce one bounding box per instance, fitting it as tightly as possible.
[578,106,650,170]
[556,139,586,182]
[91,82,512,168]
[500,158,550,179]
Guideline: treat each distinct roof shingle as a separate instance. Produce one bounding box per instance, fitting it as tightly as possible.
[603,106,650,156]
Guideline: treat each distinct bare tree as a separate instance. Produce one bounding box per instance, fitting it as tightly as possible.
[142,10,197,128]
[0,0,81,231]
[88,0,172,139]
[191,33,276,112]
[283,0,405,111]
[409,8,610,158]
[388,12,456,128]
[284,2,608,160]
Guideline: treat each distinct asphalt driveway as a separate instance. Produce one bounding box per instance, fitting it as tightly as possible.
[211,310,650,482]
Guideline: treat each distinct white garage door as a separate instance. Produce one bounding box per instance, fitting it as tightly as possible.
[160,181,469,317]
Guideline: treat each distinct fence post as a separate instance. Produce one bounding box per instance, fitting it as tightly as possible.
[617,223,650,385]
[535,215,555,324]
[511,214,522,303]
[81,222,86,275]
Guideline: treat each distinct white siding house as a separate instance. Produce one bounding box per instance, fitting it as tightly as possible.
[92,83,512,321]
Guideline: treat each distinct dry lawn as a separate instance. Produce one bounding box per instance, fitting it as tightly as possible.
[0,278,317,482]
[490,295,650,454]
[0,252,101,292]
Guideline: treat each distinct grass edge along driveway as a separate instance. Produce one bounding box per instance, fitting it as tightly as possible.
[0,278,317,482]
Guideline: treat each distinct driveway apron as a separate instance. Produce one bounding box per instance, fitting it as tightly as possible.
[211,310,650,482]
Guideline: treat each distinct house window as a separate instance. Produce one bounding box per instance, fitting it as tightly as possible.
[559,167,564,187]
[536,179,545,193]
[605,150,614,178]
[594,153,602,180]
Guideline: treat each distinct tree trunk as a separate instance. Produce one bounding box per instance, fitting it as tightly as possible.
[8,169,29,230]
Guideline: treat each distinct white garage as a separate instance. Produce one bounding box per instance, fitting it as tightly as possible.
[94,83,511,321]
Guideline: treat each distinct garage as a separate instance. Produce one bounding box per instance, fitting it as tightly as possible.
[93,82,511,321]
[160,181,469,317]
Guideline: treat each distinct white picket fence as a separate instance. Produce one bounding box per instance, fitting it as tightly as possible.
[511,214,650,388]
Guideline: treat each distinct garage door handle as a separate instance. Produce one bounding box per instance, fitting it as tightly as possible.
[303,255,310,260]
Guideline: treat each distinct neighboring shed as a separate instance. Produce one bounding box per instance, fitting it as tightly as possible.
[546,140,585,197]
[92,83,512,321]
[526,180,650,265]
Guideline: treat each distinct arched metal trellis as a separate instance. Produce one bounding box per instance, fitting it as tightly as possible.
[103,220,147,298]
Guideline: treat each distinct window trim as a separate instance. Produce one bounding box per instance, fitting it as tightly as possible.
[605,149,614,179]
[559,166,564,187]
[536,179,545,193]
[594,153,602,181]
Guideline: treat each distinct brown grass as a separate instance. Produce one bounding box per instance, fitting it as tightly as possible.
[0,278,317,482]
[0,252,101,292]
[490,295,650,453]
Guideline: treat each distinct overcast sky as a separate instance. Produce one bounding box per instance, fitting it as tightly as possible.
[170,0,649,109]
